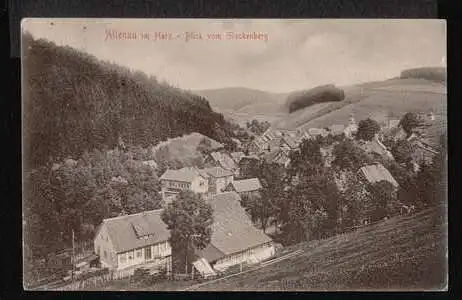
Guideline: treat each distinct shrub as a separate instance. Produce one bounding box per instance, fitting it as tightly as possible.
[399,112,422,137]
[356,118,381,141]
[286,84,345,113]
[400,67,447,83]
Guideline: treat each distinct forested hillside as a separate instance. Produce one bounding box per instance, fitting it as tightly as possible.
[22,32,233,170]
[285,84,345,113]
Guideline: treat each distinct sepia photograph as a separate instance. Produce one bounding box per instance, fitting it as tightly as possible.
[21,18,447,291]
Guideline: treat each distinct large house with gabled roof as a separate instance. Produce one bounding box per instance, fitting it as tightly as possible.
[194,192,275,273]
[204,151,239,176]
[159,167,209,204]
[203,166,234,194]
[94,209,172,273]
[224,178,262,198]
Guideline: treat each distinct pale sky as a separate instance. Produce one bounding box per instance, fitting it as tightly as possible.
[22,18,446,93]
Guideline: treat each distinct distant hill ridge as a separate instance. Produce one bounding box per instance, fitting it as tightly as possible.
[194,87,288,113]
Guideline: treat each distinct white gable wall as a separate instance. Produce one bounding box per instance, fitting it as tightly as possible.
[116,241,171,270]
[94,223,118,269]
[191,176,209,194]
[213,242,275,272]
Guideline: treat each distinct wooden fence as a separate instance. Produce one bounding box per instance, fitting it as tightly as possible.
[53,257,172,290]
[54,268,136,291]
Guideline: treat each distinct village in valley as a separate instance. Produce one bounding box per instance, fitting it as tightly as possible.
[21,19,447,291]
[25,108,445,291]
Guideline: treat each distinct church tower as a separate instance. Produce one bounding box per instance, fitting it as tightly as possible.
[348,114,356,125]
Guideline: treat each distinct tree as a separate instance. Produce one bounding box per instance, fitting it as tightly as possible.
[241,160,285,232]
[161,190,213,274]
[240,193,273,232]
[367,180,394,222]
[196,137,212,156]
[287,138,324,179]
[283,182,328,244]
[390,139,414,166]
[332,140,372,171]
[399,112,422,137]
[384,160,418,208]
[341,177,373,227]
[414,157,444,209]
[246,119,270,136]
[356,118,381,141]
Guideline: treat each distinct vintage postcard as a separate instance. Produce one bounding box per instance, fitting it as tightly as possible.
[21,18,447,291]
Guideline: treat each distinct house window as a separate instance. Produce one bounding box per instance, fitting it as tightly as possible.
[128,251,133,260]
[145,246,152,260]
[136,249,142,258]
[104,250,107,259]
[120,253,126,264]
[97,246,100,256]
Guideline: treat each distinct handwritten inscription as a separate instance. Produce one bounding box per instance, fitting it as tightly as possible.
[104,29,269,42]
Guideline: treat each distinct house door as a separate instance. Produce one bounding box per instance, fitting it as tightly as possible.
[145,247,152,261]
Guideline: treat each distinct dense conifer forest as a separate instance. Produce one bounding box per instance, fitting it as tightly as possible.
[22,32,234,171]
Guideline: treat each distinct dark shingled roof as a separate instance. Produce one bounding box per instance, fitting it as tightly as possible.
[359,163,399,188]
[263,148,290,165]
[209,152,237,171]
[197,192,272,262]
[102,209,170,254]
[230,152,245,163]
[281,135,299,149]
[231,178,262,193]
[159,167,208,182]
[196,244,225,263]
[204,166,234,178]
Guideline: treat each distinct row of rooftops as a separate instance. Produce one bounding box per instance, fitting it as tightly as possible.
[100,162,398,256]
[159,166,234,183]
[159,163,263,194]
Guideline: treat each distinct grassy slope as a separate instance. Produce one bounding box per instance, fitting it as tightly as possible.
[193,206,447,291]
[274,78,447,131]
[193,87,287,113]
[193,87,288,126]
[196,78,446,134]
[152,132,222,165]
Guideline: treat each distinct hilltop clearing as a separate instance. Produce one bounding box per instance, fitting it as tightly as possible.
[152,132,223,167]
[274,77,446,130]
[195,69,446,133]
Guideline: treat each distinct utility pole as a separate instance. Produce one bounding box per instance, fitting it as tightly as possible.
[72,229,75,283]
